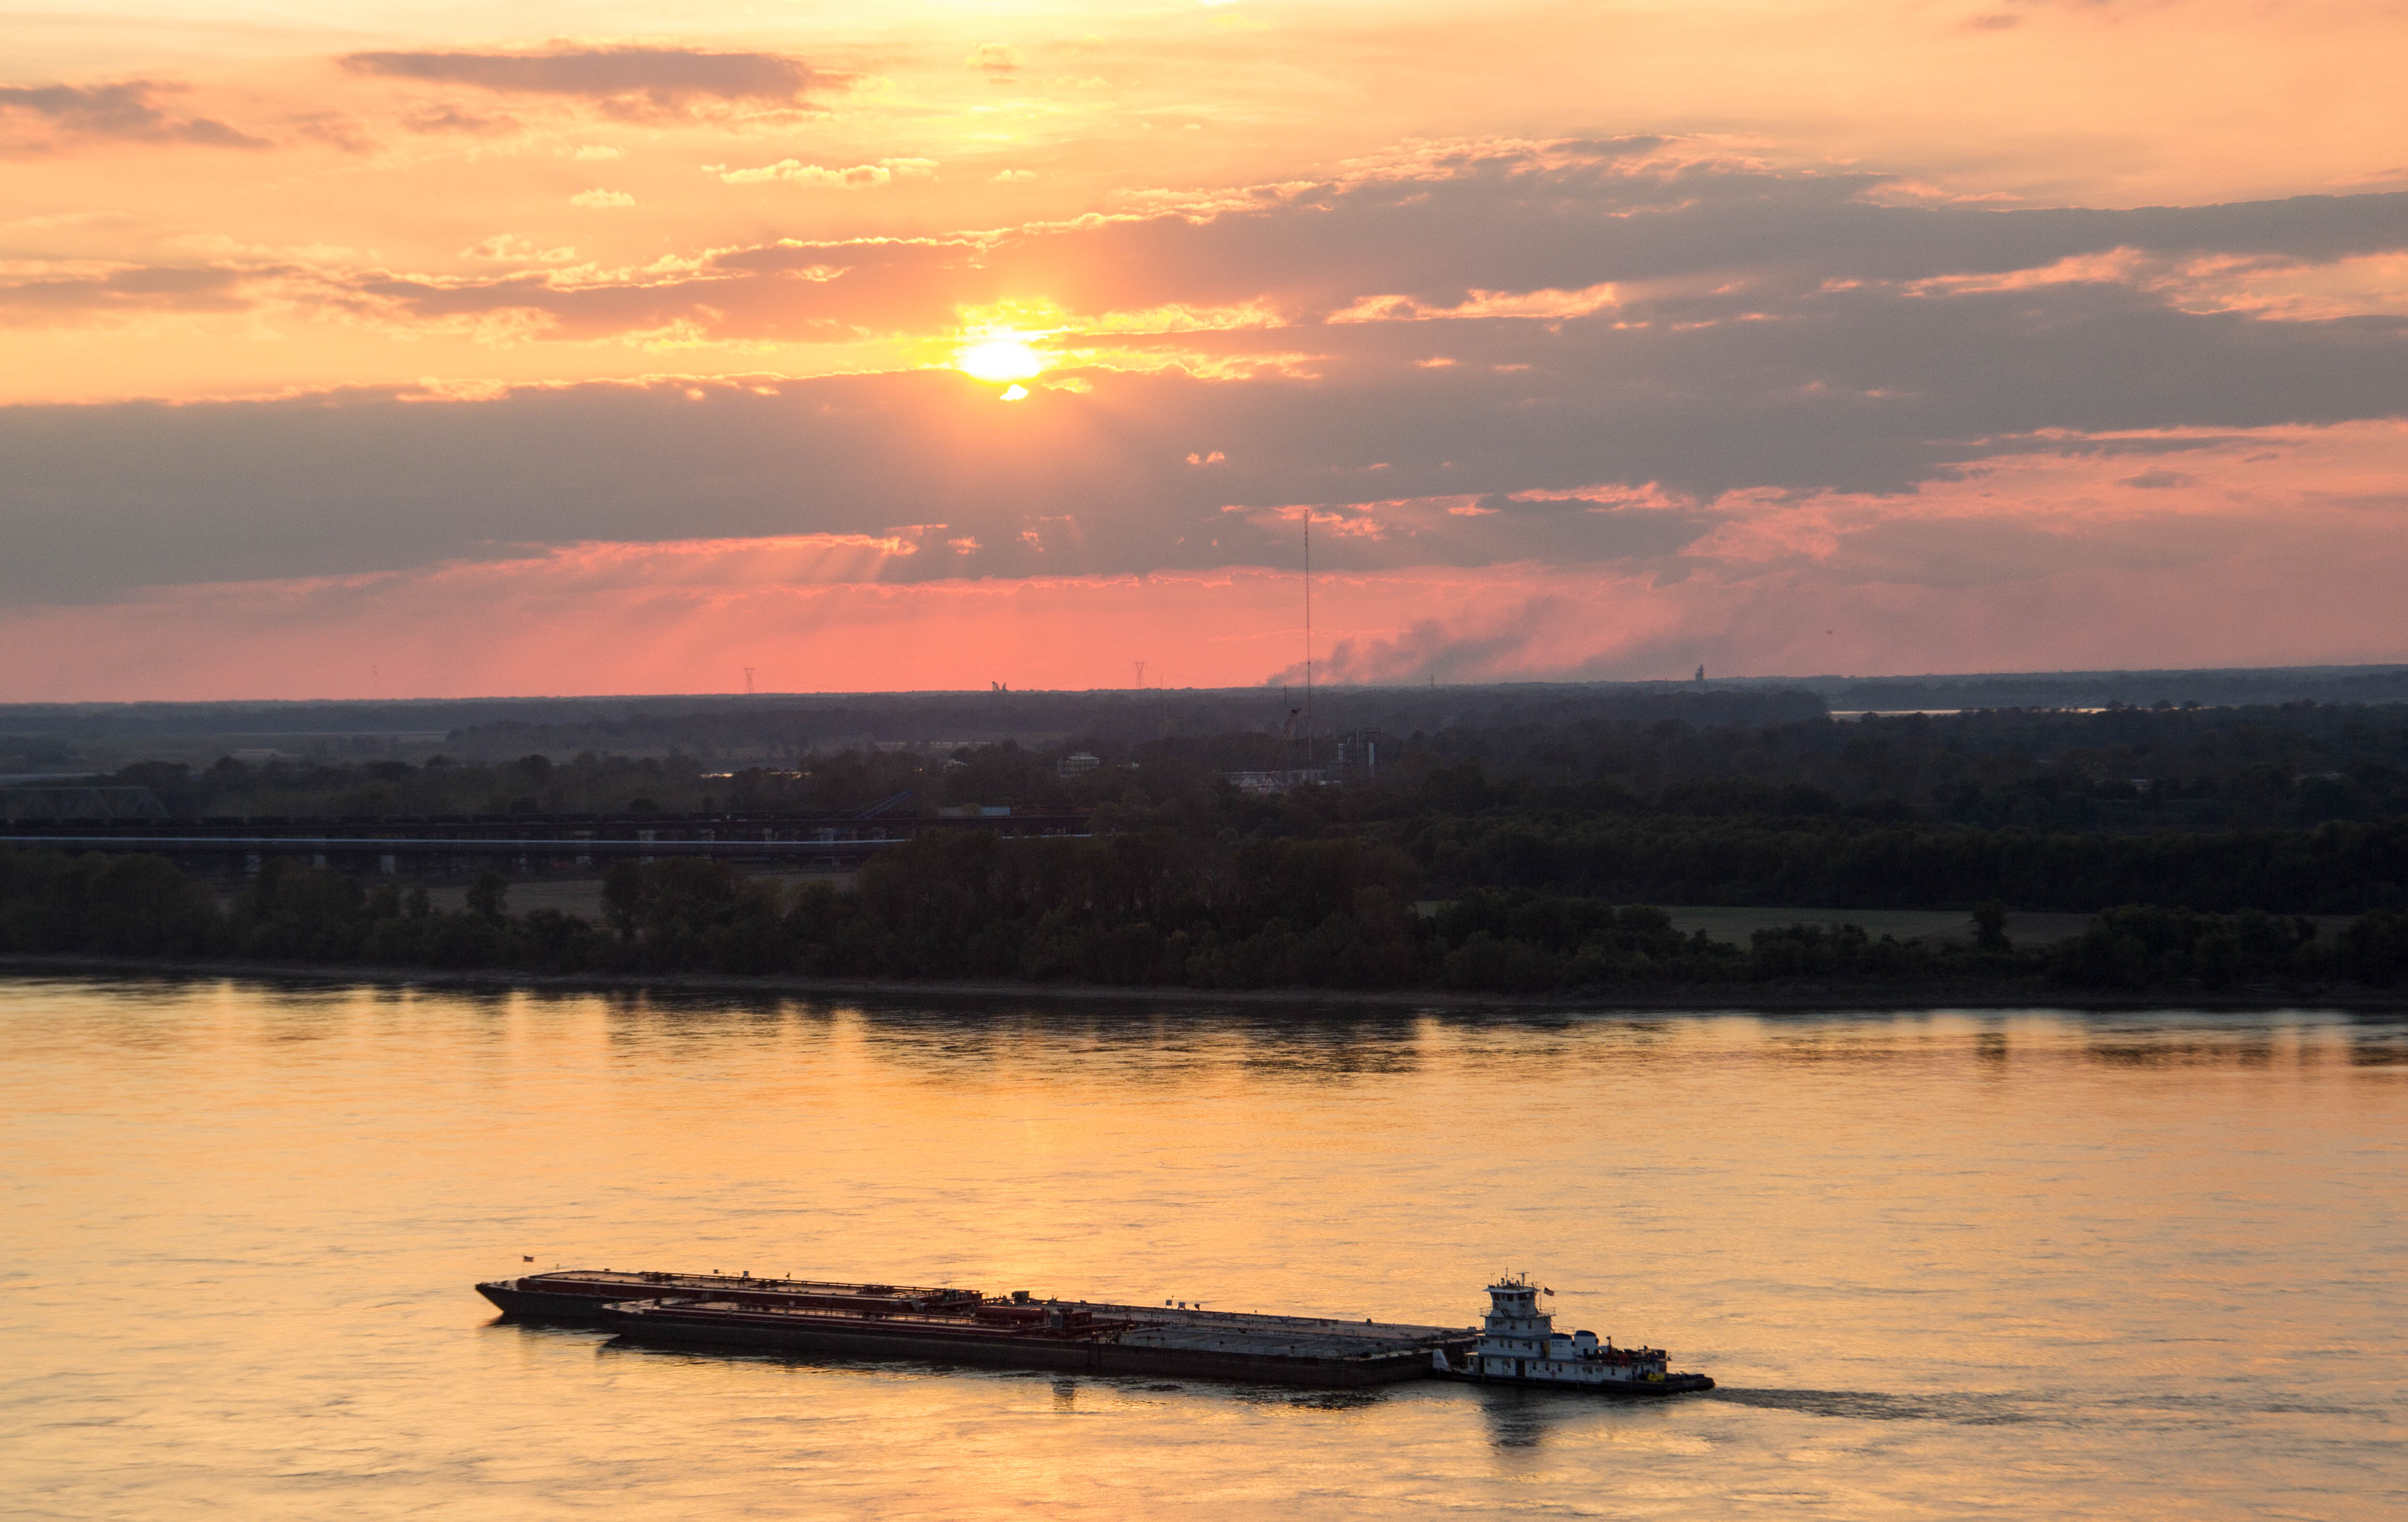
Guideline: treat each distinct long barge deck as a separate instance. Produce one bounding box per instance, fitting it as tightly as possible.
[478,1269,1471,1389]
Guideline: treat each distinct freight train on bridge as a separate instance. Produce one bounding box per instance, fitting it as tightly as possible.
[0,799,1089,876]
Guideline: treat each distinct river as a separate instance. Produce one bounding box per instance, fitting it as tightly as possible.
[4,975,2402,1519]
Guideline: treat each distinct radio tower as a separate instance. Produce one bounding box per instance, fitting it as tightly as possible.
[1302,514,1314,771]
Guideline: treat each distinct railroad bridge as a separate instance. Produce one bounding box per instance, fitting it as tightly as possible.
[0,806,1090,876]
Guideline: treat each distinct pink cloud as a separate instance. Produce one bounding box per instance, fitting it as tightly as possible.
[7,422,2406,701]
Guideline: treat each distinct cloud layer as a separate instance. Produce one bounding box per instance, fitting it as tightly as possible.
[5,8,2407,696]
[9,473,2405,699]
[0,81,268,152]
[6,144,2407,608]
[31,143,2407,340]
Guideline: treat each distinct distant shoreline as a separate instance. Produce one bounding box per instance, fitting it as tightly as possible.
[5,953,2401,1013]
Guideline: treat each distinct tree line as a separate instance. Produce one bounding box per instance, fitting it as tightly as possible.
[1371,806,2408,913]
[79,700,2408,834]
[5,842,2403,996]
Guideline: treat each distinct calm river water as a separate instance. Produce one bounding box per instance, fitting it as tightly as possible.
[4,976,2403,1519]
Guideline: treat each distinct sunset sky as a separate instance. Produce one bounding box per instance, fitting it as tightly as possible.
[6,1,2406,700]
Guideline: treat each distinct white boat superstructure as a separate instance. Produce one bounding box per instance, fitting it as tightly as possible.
[1430,1274,1713,1395]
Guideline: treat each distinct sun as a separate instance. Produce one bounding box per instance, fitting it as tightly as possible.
[955,333,1048,383]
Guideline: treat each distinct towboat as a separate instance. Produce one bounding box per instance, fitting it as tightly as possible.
[1430,1275,1714,1395]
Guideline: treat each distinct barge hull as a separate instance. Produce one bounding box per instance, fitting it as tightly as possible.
[477,1282,626,1322]
[475,1272,975,1324]
[601,1311,1446,1388]
[477,1270,1473,1389]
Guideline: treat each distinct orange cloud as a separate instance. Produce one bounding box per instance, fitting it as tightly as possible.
[0,80,268,152]
[338,47,847,120]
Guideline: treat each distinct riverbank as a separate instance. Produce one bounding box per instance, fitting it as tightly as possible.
[7,951,2403,1012]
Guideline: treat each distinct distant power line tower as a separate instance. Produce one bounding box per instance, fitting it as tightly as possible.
[743,666,756,695]
[1133,660,1146,688]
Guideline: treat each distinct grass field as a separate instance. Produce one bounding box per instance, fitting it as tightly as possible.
[1662,906,2091,947]
[279,877,2357,954]
[415,870,855,921]
[1663,906,2360,948]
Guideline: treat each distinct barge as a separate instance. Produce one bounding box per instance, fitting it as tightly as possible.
[1429,1275,1715,1395]
[478,1268,1471,1389]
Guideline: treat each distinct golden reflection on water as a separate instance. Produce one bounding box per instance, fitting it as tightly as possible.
[2,978,2403,1519]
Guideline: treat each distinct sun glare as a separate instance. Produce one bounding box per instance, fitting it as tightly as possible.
[955,334,1047,383]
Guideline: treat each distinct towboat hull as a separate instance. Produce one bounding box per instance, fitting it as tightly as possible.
[1447,1276,1716,1396]
[1437,1367,1716,1396]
